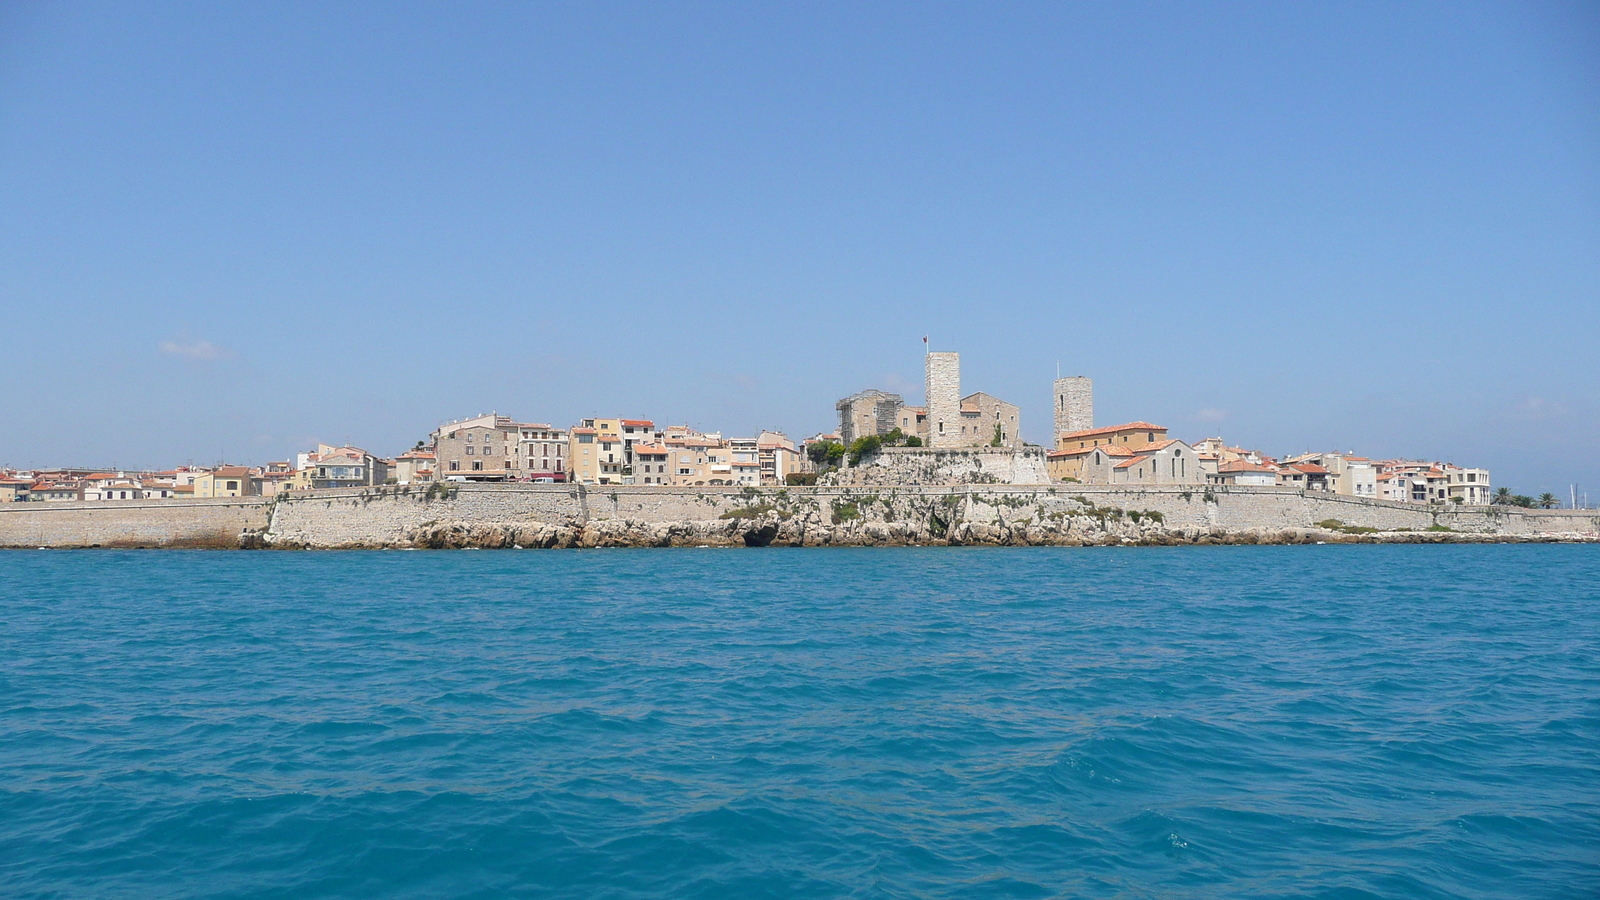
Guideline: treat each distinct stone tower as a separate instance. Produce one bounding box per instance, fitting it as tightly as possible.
[925,351,961,449]
[1053,376,1093,438]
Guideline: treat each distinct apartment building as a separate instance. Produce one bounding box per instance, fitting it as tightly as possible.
[516,423,568,482]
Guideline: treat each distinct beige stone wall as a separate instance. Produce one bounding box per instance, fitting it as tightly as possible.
[261,484,1600,548]
[925,352,961,449]
[4,483,1596,549]
[827,447,1052,486]
[1054,376,1093,436]
[0,497,269,548]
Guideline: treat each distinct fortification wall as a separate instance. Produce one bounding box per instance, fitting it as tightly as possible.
[0,497,269,548]
[827,447,1052,487]
[4,484,1594,550]
[264,484,1600,548]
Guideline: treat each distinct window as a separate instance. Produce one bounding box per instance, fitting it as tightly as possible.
[449,461,459,471]
[466,447,474,455]
[483,446,492,456]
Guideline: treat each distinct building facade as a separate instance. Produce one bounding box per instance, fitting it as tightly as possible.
[960,392,1022,449]
[836,390,904,445]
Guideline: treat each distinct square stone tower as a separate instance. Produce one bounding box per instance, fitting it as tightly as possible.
[926,351,961,448]
[1053,376,1093,437]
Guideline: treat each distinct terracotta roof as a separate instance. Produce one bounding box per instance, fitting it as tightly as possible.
[1218,460,1278,474]
[1113,456,1150,470]
[571,427,597,435]
[1139,439,1180,453]
[1290,463,1328,474]
[1057,422,1167,441]
[213,466,252,477]
[620,419,654,427]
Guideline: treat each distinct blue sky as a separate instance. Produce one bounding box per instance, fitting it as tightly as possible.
[2,2,1596,494]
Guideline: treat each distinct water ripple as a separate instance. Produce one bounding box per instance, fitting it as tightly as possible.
[1,545,1597,898]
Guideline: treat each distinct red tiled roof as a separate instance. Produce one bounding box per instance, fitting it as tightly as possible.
[1057,422,1167,440]
[1113,456,1150,470]
[1218,460,1277,474]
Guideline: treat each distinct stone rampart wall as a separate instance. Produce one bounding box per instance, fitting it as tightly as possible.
[0,497,269,548]
[264,483,1600,548]
[827,447,1052,487]
[4,484,1595,550]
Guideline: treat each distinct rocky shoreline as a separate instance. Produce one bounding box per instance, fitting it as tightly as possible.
[264,516,1600,550]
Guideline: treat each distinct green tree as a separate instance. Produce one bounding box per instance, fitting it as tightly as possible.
[848,434,883,465]
[1538,493,1559,509]
[1493,487,1513,505]
[990,423,1004,447]
[904,436,922,447]
[807,441,845,467]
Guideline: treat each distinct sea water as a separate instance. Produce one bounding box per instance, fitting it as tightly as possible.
[2,545,1596,899]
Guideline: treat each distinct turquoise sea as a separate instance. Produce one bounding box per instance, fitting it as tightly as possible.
[2,546,1597,899]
